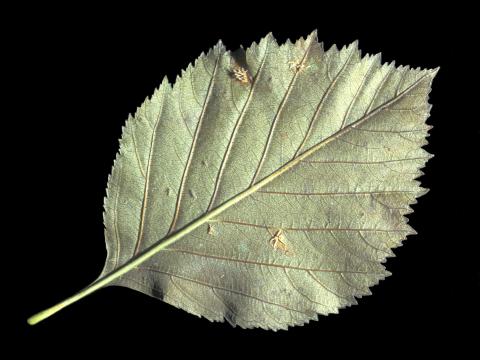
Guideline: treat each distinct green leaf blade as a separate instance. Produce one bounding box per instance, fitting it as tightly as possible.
[29,32,438,329]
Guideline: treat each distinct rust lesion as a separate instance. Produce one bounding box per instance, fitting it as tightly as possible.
[229,46,253,85]
[288,59,311,73]
[231,66,253,85]
[268,229,293,256]
[207,224,215,235]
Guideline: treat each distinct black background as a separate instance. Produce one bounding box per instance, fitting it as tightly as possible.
[9,4,478,355]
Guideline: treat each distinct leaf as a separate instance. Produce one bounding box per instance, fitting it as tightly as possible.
[28,31,438,330]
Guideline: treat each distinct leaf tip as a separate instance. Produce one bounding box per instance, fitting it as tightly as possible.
[407,227,418,236]
[417,187,430,197]
[161,75,172,88]
[429,66,440,78]
[215,39,225,51]
[268,32,281,47]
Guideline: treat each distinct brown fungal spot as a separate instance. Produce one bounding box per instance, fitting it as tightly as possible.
[280,131,289,141]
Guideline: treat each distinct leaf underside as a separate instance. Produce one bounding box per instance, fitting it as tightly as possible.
[101,31,437,330]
